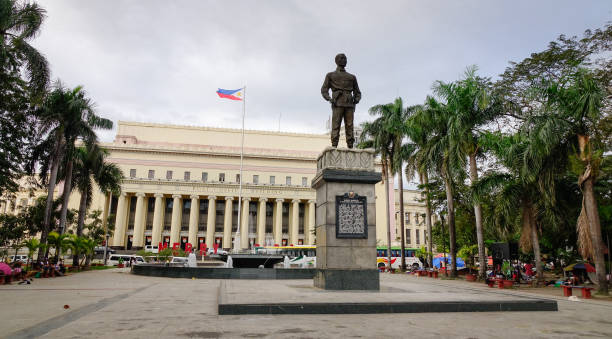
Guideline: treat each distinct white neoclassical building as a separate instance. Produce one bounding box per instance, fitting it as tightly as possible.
[1,121,430,251]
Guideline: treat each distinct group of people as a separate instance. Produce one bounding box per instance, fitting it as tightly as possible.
[0,257,68,285]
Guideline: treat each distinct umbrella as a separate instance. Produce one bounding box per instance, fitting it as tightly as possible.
[433,256,465,269]
[564,262,596,272]
[0,262,12,275]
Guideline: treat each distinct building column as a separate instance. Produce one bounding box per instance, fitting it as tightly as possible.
[170,194,182,246]
[188,195,199,249]
[112,192,128,247]
[306,200,316,245]
[290,199,299,245]
[132,192,147,249]
[273,198,283,245]
[223,197,233,249]
[205,196,217,249]
[240,197,250,249]
[256,198,267,246]
[151,193,164,245]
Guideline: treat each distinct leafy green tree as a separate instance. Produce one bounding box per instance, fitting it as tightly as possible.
[0,0,49,196]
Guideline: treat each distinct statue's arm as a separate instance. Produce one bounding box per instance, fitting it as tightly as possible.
[321,73,332,102]
[353,76,361,104]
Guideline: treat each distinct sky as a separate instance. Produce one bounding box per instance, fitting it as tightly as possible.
[33,0,611,146]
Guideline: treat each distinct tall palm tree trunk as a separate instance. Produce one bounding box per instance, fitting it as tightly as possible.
[73,190,88,266]
[442,173,457,277]
[76,190,88,236]
[39,138,63,261]
[422,171,433,268]
[469,153,486,280]
[528,205,543,283]
[583,176,608,294]
[383,161,392,272]
[59,158,74,234]
[398,164,406,271]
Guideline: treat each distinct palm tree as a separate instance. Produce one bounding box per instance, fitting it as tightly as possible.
[46,231,70,262]
[71,144,122,266]
[0,0,49,95]
[369,98,410,270]
[21,238,39,269]
[543,70,609,294]
[474,131,567,283]
[413,96,462,277]
[404,105,435,268]
[359,117,394,271]
[434,66,501,279]
[36,83,112,256]
[55,85,112,235]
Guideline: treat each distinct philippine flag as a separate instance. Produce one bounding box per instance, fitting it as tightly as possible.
[216,88,243,101]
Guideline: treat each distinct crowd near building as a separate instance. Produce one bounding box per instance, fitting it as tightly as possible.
[1,121,431,251]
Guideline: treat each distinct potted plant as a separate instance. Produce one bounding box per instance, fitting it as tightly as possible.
[117,257,124,268]
[458,244,478,281]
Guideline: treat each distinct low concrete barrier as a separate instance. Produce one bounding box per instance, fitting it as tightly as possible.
[132,264,316,279]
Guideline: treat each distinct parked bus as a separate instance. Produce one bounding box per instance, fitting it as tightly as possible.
[255,245,422,270]
[376,246,423,270]
[254,245,316,258]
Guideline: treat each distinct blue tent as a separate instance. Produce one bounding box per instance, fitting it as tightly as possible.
[433,256,465,269]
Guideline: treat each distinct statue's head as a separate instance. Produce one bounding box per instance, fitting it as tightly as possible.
[335,53,347,67]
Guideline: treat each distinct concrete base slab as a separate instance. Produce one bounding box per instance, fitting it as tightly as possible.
[314,268,379,290]
[218,278,558,315]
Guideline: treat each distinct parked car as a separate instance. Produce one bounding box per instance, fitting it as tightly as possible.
[107,254,144,266]
[144,245,159,254]
[94,246,115,255]
[170,256,188,266]
[9,255,28,263]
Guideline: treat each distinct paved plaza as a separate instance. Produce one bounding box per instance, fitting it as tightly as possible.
[1,270,611,338]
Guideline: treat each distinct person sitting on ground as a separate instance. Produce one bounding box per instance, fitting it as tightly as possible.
[58,260,66,275]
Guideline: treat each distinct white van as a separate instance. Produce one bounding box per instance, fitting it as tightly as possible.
[107,255,145,266]
[144,245,159,254]
[9,255,28,263]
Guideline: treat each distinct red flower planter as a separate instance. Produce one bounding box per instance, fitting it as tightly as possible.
[465,274,477,282]
[502,280,514,288]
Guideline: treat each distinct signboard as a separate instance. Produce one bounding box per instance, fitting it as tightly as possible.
[335,192,367,239]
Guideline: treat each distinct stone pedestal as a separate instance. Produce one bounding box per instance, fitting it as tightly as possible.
[311,147,382,290]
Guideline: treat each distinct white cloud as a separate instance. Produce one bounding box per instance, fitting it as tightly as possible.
[33,0,612,142]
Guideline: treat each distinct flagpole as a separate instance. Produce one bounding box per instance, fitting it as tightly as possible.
[234,85,246,253]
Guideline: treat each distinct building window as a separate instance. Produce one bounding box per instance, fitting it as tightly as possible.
[302,177,307,187]
[202,172,208,182]
[415,213,420,225]
[405,212,410,224]
[184,171,190,181]
[148,170,154,179]
[286,176,291,185]
[253,175,259,184]
[416,229,420,244]
[270,176,275,185]
[406,229,411,244]
[236,174,240,183]
[166,170,173,179]
[129,169,136,178]
[219,173,225,182]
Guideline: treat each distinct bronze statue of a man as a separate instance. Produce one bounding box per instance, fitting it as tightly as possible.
[321,53,361,148]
